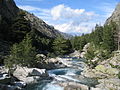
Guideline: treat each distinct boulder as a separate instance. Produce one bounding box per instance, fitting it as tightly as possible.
[36,54,46,59]
[29,68,48,77]
[95,65,107,73]
[69,51,81,58]
[13,66,49,83]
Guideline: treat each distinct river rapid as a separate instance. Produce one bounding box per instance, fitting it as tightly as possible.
[24,58,98,90]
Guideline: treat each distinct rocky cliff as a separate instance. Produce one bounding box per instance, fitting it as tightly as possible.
[105,3,120,25]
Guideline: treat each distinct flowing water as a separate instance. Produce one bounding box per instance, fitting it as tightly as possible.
[24,58,98,90]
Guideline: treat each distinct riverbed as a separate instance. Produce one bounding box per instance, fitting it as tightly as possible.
[24,58,98,90]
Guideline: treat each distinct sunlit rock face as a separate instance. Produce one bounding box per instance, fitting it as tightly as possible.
[105,3,120,25]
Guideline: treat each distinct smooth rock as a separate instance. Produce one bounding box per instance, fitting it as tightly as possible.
[13,66,49,83]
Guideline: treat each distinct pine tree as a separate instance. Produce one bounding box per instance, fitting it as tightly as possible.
[10,11,31,42]
[4,34,37,69]
[52,36,72,55]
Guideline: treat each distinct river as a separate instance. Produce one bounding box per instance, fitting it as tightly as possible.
[24,58,98,90]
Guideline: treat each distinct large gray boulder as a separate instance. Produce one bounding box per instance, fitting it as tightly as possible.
[13,66,49,83]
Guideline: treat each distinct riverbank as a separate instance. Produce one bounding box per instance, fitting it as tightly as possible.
[24,57,100,90]
[1,50,120,90]
[81,51,120,90]
[0,56,74,90]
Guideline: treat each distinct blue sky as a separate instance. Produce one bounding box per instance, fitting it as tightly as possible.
[14,0,119,35]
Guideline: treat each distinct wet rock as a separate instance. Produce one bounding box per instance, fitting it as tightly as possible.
[0,73,11,84]
[13,81,26,88]
[29,68,48,77]
[0,84,21,90]
[13,66,49,83]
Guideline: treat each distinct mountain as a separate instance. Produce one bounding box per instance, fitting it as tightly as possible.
[24,12,70,38]
[0,0,71,40]
[105,3,120,25]
[0,0,19,20]
[0,0,73,63]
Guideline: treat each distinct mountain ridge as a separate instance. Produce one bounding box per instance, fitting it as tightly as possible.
[105,3,120,25]
[0,0,71,40]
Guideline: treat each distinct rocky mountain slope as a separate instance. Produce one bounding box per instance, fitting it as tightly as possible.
[0,0,72,64]
[0,0,19,21]
[105,3,120,25]
[0,0,70,39]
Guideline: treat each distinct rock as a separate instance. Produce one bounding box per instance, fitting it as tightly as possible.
[91,87,102,90]
[96,78,120,90]
[105,3,120,25]
[29,68,48,77]
[95,65,107,73]
[106,68,119,75]
[36,54,46,59]
[69,51,81,58]
[0,77,11,84]
[59,82,89,90]
[13,81,26,88]
[83,43,90,52]
[95,65,119,77]
[80,52,86,58]
[13,66,49,83]
[0,84,21,90]
[80,43,91,58]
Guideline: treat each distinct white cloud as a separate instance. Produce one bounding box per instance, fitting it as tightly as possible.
[18,5,99,35]
[50,4,98,34]
[53,22,96,34]
[50,4,97,21]
[51,4,85,20]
